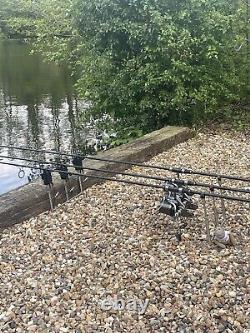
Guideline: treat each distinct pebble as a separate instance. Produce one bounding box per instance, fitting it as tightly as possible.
[228,291,237,298]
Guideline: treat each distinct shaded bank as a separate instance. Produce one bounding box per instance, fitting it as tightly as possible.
[0,39,87,194]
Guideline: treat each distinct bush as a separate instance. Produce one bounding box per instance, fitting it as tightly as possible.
[73,0,249,131]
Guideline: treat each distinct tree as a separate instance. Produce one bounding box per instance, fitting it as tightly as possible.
[73,0,249,130]
[1,0,249,131]
[32,0,77,64]
[0,0,39,38]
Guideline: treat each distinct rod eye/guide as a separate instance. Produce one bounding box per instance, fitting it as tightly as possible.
[18,168,25,179]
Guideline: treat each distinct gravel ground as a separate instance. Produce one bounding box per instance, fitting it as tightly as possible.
[0,131,249,333]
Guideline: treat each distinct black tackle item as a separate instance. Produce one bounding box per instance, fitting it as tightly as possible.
[58,164,69,180]
[41,169,53,186]
[176,230,182,242]
[72,155,83,172]
[159,198,176,216]
[159,184,198,218]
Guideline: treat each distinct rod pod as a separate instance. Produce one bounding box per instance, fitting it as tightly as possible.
[41,169,54,211]
[218,177,227,224]
[57,164,70,201]
[1,153,250,195]
[201,194,211,242]
[1,144,249,183]
[1,159,250,203]
[209,186,219,228]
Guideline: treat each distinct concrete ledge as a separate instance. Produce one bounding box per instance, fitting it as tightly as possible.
[0,126,194,228]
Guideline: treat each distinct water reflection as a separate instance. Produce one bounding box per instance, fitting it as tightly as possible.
[0,39,87,195]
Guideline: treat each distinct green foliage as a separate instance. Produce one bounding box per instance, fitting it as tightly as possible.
[73,0,250,130]
[214,104,250,130]
[32,0,79,65]
[0,0,249,136]
[0,0,39,38]
[109,126,144,147]
[0,0,78,64]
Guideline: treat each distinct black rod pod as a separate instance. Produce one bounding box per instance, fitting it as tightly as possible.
[57,164,69,181]
[40,168,54,210]
[0,159,250,203]
[72,155,84,172]
[41,169,53,186]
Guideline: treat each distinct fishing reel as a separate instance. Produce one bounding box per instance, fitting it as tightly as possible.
[159,182,198,218]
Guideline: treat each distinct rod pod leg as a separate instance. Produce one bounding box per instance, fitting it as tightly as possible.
[79,175,83,193]
[64,180,69,201]
[79,171,88,199]
[201,195,211,242]
[210,187,219,227]
[212,197,219,228]
[218,177,227,224]
[173,215,182,242]
[47,185,54,211]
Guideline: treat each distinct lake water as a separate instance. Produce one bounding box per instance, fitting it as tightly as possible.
[0,39,92,195]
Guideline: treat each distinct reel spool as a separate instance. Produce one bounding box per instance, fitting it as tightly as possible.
[159,196,177,217]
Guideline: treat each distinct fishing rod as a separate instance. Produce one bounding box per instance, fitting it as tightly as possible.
[0,159,249,204]
[0,154,250,195]
[0,160,163,190]
[1,159,249,243]
[1,144,249,183]
[0,159,161,211]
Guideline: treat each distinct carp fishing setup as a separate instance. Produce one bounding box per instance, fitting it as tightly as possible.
[0,144,249,243]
